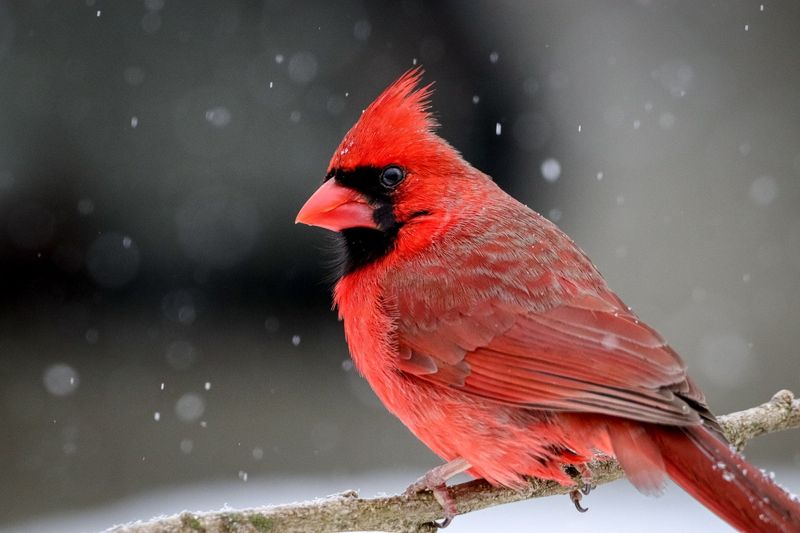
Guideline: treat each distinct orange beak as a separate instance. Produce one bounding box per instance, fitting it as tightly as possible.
[295,179,378,232]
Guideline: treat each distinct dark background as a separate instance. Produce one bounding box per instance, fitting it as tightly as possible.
[1,0,799,529]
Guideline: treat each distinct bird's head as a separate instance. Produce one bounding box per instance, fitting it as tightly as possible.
[296,68,470,274]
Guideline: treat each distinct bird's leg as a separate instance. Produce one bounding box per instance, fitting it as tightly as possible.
[577,463,596,495]
[566,463,595,512]
[405,457,471,528]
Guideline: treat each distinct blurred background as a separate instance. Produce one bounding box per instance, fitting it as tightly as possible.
[1,1,799,531]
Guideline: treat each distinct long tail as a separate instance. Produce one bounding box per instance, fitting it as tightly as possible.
[647,424,800,532]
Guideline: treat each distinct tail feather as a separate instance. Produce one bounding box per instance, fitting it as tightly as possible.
[647,425,800,532]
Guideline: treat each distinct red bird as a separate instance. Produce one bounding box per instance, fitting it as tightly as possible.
[296,69,800,531]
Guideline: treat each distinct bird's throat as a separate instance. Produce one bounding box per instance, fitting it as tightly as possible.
[334,227,399,278]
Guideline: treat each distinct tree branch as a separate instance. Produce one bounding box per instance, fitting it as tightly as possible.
[108,389,800,533]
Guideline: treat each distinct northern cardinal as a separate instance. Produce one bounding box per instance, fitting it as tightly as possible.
[296,68,800,531]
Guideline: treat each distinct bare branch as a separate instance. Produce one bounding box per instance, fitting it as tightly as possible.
[107,390,800,533]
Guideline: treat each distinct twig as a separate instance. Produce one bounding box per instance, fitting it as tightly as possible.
[107,390,800,533]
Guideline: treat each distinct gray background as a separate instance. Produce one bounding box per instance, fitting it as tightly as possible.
[1,0,799,530]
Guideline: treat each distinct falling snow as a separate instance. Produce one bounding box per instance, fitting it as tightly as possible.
[180,439,194,454]
[43,364,80,396]
[175,393,205,422]
[288,52,318,84]
[205,107,232,128]
[541,158,561,182]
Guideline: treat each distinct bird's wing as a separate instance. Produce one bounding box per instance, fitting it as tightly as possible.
[392,260,708,428]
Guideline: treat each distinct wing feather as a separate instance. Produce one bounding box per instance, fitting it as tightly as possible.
[395,291,702,426]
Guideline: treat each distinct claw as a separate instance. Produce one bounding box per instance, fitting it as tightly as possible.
[433,517,452,529]
[565,463,595,510]
[570,489,589,513]
[408,483,456,527]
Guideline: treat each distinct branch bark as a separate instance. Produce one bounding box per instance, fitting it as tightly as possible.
[108,390,800,533]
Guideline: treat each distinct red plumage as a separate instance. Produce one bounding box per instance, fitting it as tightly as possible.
[297,69,800,531]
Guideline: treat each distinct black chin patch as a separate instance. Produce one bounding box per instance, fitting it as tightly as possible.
[332,226,399,278]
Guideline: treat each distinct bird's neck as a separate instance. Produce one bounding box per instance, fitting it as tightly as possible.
[333,265,399,381]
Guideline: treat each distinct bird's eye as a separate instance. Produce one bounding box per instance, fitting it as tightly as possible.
[379,166,405,189]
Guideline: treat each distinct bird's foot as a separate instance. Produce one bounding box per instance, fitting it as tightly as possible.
[565,463,596,512]
[405,458,471,528]
[569,489,589,513]
[405,480,455,528]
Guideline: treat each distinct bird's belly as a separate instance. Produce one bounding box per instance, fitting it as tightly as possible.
[337,278,609,488]
[374,370,610,488]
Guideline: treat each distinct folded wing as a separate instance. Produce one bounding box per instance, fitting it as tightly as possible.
[396,287,709,427]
